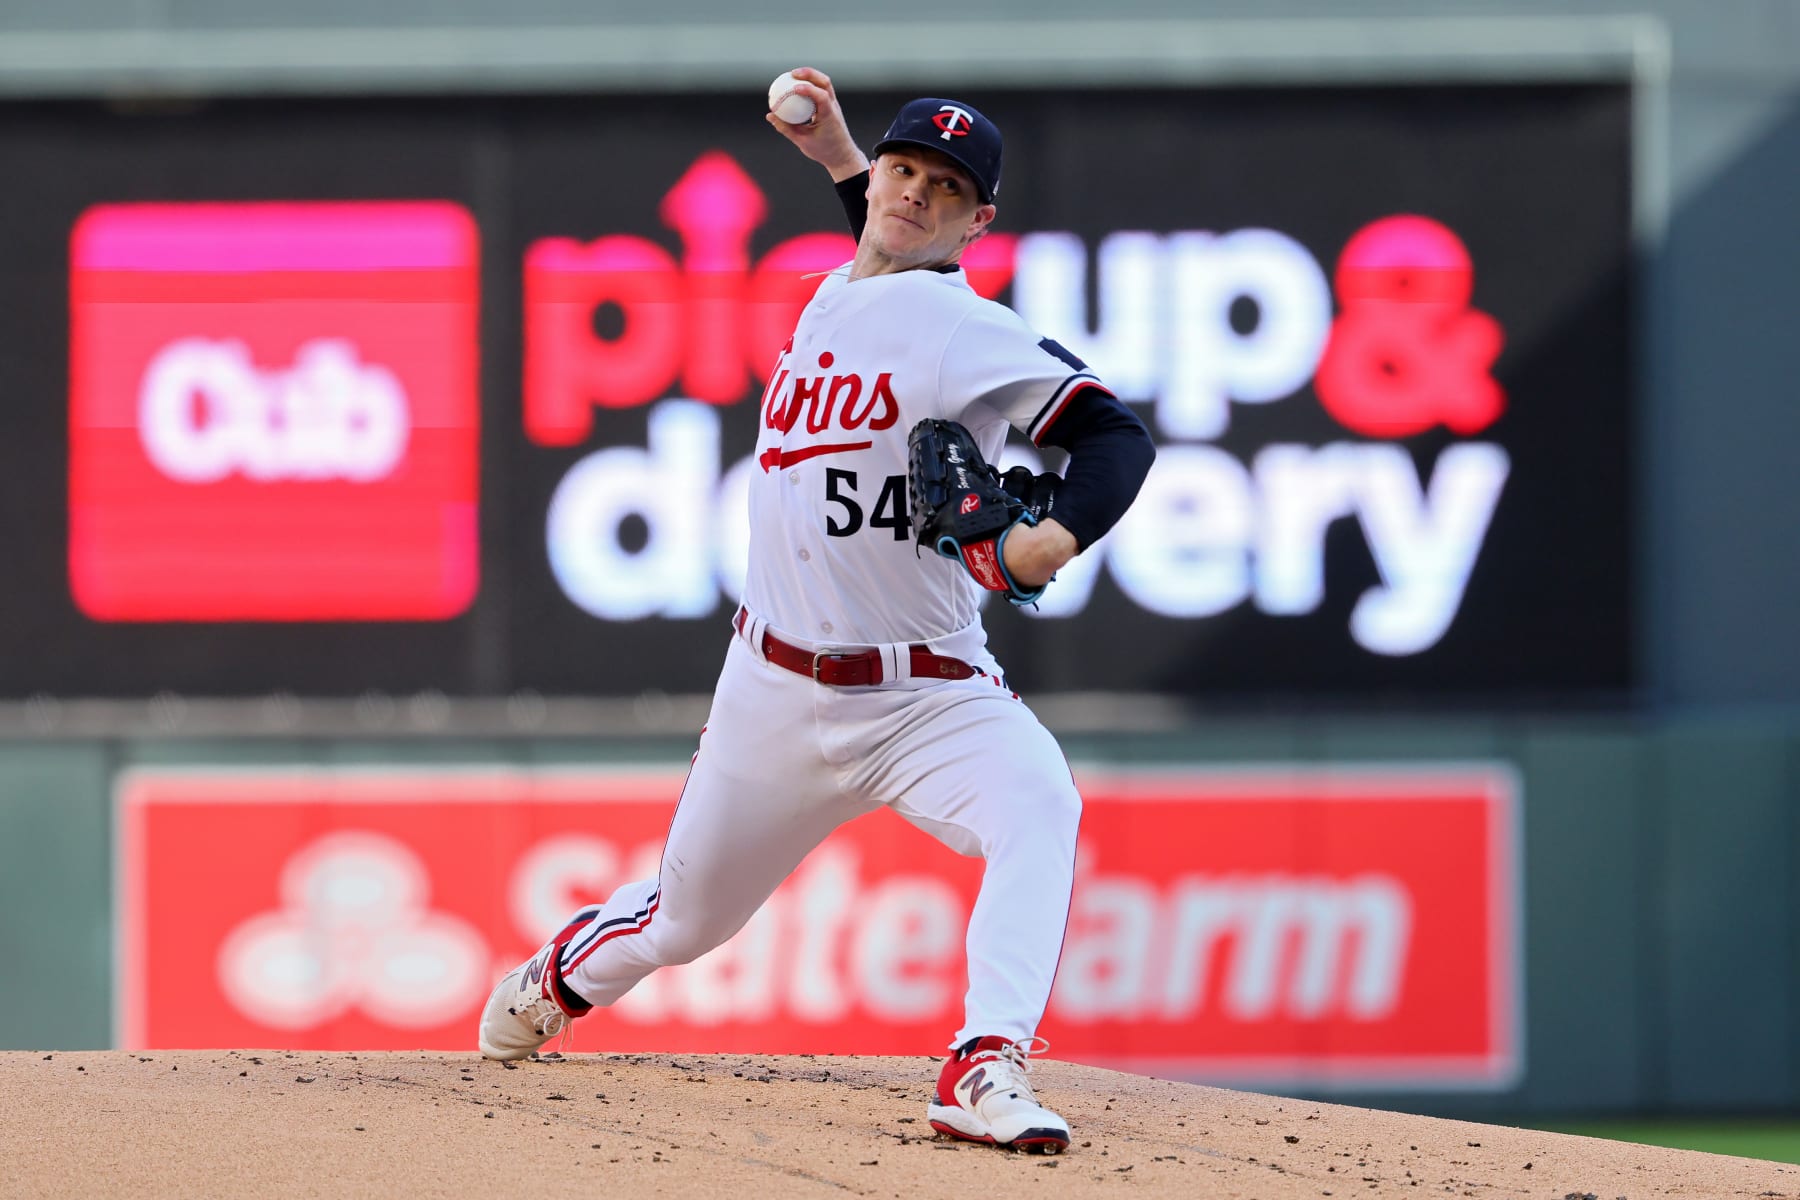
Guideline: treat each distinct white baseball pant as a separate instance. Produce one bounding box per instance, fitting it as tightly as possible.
[555,614,1082,1045]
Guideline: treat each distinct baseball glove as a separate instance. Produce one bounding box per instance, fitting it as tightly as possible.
[907,418,1060,605]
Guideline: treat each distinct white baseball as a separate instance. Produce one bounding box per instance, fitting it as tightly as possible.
[768,72,817,126]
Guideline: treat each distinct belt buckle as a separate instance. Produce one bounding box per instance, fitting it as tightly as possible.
[811,648,841,683]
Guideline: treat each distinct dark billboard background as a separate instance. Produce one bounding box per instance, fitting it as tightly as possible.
[0,85,1633,703]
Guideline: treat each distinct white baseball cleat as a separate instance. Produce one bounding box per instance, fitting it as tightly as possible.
[928,1035,1071,1153]
[477,906,598,1061]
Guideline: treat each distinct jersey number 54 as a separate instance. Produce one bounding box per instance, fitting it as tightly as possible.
[824,469,911,540]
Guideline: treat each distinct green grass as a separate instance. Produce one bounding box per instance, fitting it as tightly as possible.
[1527,1119,1800,1165]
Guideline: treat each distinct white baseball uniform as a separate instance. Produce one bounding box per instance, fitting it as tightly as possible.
[556,261,1107,1046]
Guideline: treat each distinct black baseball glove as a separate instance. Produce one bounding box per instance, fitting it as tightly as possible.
[906,418,1061,605]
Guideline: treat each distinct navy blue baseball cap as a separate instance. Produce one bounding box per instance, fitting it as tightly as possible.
[872,98,1002,204]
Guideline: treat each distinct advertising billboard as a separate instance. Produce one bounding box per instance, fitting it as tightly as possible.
[117,764,1520,1089]
[0,86,1632,700]
[69,201,480,621]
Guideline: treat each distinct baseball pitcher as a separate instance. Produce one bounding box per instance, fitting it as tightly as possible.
[479,68,1156,1153]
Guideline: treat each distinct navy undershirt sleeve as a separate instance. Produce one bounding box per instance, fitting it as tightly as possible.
[1038,388,1157,552]
[834,171,871,241]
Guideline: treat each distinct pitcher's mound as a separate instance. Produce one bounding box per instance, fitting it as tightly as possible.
[3,1050,1793,1198]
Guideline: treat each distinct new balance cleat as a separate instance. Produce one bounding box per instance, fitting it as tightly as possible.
[477,906,598,1061]
[927,1035,1071,1153]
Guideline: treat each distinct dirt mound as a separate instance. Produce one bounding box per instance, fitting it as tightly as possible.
[2,1051,1792,1198]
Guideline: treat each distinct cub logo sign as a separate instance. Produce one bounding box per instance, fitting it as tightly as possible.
[69,201,480,621]
[118,765,1518,1089]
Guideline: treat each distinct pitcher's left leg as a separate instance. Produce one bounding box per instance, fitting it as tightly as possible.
[860,685,1080,1151]
[879,692,1080,1044]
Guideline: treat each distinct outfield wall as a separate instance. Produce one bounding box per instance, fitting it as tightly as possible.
[2,718,1793,1120]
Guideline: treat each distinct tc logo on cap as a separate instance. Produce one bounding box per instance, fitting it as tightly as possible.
[933,106,974,139]
[876,97,1001,202]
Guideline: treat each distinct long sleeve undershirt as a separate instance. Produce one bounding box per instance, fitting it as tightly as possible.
[1035,388,1156,552]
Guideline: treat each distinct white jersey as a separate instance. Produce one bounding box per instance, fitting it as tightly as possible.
[743,263,1105,646]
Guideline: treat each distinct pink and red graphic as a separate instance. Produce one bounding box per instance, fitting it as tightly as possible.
[118,765,1518,1088]
[1315,215,1505,438]
[522,153,1017,445]
[69,201,481,621]
[523,154,1500,449]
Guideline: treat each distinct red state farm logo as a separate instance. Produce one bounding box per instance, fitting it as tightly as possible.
[68,201,481,621]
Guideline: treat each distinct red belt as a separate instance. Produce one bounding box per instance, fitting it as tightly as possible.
[735,610,978,686]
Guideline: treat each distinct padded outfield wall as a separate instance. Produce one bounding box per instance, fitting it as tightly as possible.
[1,720,1796,1122]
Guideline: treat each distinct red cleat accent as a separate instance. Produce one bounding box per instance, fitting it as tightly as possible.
[928,1036,1070,1153]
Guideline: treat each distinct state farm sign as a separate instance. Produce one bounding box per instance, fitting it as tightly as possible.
[68,201,480,622]
[117,765,1519,1089]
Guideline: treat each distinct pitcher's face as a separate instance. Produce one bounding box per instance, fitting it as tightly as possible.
[863,148,995,269]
